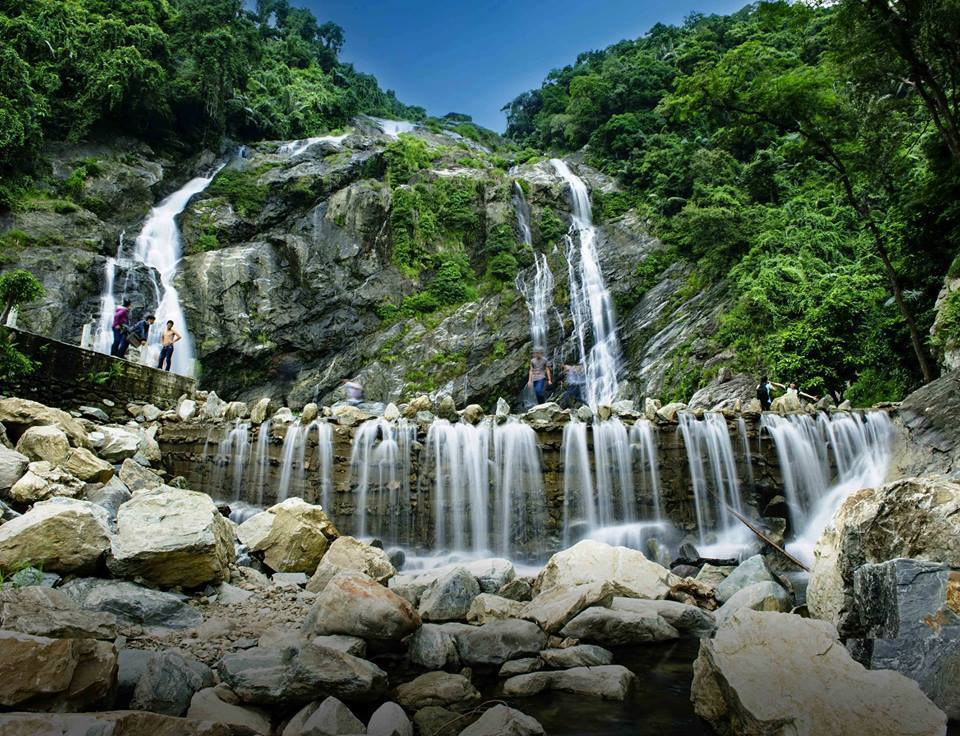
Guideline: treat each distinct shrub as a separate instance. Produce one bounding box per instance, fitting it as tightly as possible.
[384,134,433,186]
[486,252,519,284]
[538,209,566,244]
[207,168,269,218]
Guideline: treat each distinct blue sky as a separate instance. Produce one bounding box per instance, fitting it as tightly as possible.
[300,0,749,131]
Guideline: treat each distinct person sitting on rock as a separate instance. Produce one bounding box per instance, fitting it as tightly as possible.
[342,377,363,406]
[562,363,586,407]
[527,349,552,404]
[111,299,132,357]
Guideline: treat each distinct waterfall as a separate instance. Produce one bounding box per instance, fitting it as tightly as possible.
[424,419,493,555]
[252,420,272,506]
[736,416,755,491]
[552,159,621,407]
[276,420,306,502]
[592,417,635,526]
[515,252,555,354]
[762,411,893,564]
[562,421,594,548]
[278,133,349,157]
[213,420,250,501]
[373,119,417,138]
[93,256,118,357]
[677,412,744,546]
[492,418,547,559]
[630,419,663,521]
[512,181,533,246]
[95,168,225,375]
[349,418,416,543]
[311,421,335,512]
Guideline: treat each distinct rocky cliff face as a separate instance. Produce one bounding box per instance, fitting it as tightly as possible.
[2,120,733,407]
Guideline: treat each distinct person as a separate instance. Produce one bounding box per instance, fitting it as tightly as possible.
[111,300,132,357]
[787,382,819,402]
[342,378,363,405]
[756,376,784,411]
[157,320,182,371]
[562,363,586,407]
[527,349,552,404]
[128,314,155,348]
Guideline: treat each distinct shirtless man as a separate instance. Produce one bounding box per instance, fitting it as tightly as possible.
[157,320,182,371]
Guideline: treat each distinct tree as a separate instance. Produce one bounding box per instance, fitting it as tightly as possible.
[0,269,44,324]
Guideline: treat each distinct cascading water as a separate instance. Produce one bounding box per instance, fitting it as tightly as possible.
[311,422,335,512]
[492,418,547,559]
[276,420,306,502]
[373,119,417,138]
[213,420,250,501]
[349,418,416,543]
[736,416,755,491]
[424,419,492,555]
[630,419,663,521]
[677,412,744,549]
[251,420,272,506]
[552,159,621,407]
[278,133,349,157]
[762,411,893,564]
[561,421,594,547]
[515,252,555,354]
[513,181,533,247]
[95,167,225,375]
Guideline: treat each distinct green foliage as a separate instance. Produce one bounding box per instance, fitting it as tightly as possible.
[486,252,519,284]
[537,209,566,245]
[617,246,677,311]
[207,168,269,218]
[0,268,44,320]
[0,327,36,384]
[384,134,433,187]
[193,233,220,253]
[932,289,960,356]
[85,361,124,386]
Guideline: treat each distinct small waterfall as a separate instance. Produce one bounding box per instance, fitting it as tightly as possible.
[677,412,743,545]
[762,411,893,564]
[96,168,225,375]
[93,255,118,356]
[492,418,547,559]
[311,421,335,512]
[592,418,635,526]
[736,416,755,490]
[349,418,416,543]
[630,419,662,521]
[515,252,555,354]
[552,159,622,407]
[215,420,250,501]
[512,181,533,246]
[276,420,306,502]
[424,420,493,555]
[562,421,594,547]
[251,420,272,506]
[278,133,349,157]
[373,119,417,138]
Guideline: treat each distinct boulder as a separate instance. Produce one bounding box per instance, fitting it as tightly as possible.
[503,665,635,701]
[495,397,510,420]
[609,597,716,637]
[0,497,111,574]
[462,404,485,424]
[851,558,960,719]
[119,458,164,492]
[691,610,946,736]
[499,658,543,677]
[79,405,110,422]
[98,425,141,462]
[0,711,232,735]
[142,404,163,421]
[0,397,89,448]
[418,566,480,622]
[8,461,85,504]
[808,477,960,637]
[236,498,337,574]
[61,577,203,631]
[413,706,477,736]
[303,572,421,641]
[218,637,388,706]
[406,623,461,671]
[367,701,413,736]
[0,445,29,492]
[61,447,113,483]
[187,687,272,735]
[523,402,568,427]
[446,619,547,667]
[311,635,367,658]
[714,554,776,604]
[655,402,685,422]
[715,581,792,624]
[109,488,235,588]
[201,393,226,421]
[521,581,634,633]
[436,394,458,421]
[0,630,115,711]
[695,563,736,587]
[539,644,613,669]
[15,425,70,464]
[382,403,400,422]
[771,393,802,413]
[394,671,480,712]
[466,593,525,624]
[178,399,198,422]
[0,586,117,640]
[130,649,208,716]
[403,395,432,419]
[536,540,676,600]
[498,577,533,602]
[83,477,132,528]
[306,536,395,593]
[559,607,679,645]
[458,705,544,736]
[294,695,365,735]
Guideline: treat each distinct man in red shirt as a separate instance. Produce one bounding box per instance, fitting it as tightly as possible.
[111,300,131,357]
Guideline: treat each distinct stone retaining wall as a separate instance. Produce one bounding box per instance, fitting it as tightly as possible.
[5,329,195,413]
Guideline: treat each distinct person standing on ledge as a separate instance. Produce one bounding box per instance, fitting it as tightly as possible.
[756,375,784,411]
[111,299,131,357]
[527,349,552,404]
[157,320,181,371]
[342,377,364,405]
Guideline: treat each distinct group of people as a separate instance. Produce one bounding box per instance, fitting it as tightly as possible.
[527,349,585,407]
[755,376,819,410]
[110,300,182,371]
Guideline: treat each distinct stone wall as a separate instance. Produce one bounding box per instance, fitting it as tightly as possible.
[157,415,789,554]
[5,329,195,414]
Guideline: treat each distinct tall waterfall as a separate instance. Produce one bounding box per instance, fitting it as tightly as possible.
[552,159,622,407]
[762,411,893,564]
[95,168,224,375]
[512,181,533,246]
[515,252,555,354]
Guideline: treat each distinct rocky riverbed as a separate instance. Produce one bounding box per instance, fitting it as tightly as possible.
[0,389,957,735]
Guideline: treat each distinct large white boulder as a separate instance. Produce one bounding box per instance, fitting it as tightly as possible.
[0,444,29,492]
[303,571,421,641]
[691,610,946,736]
[61,447,114,483]
[108,489,235,588]
[97,426,141,462]
[808,477,960,636]
[8,461,85,504]
[306,535,396,593]
[0,497,111,574]
[15,425,70,464]
[0,397,89,448]
[236,498,337,574]
[536,540,676,600]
